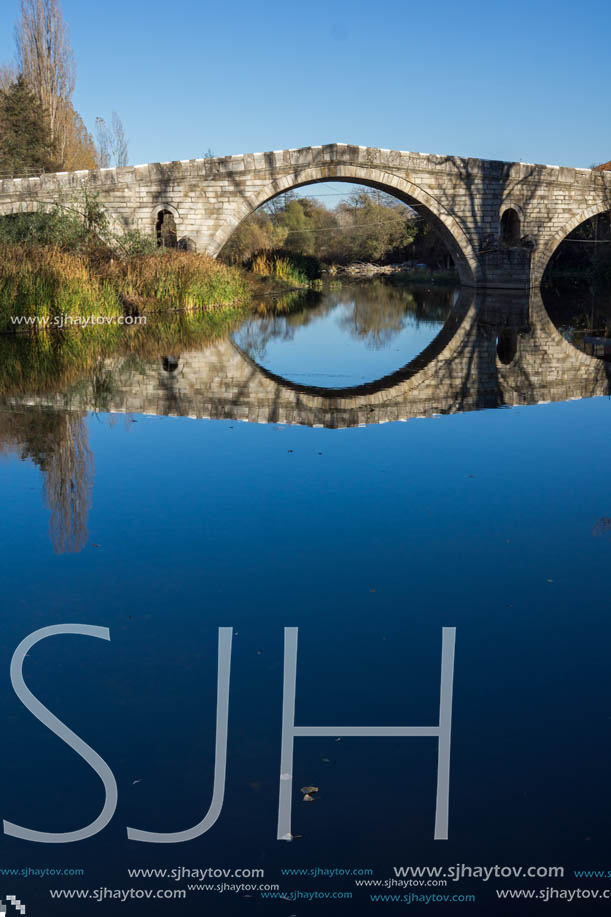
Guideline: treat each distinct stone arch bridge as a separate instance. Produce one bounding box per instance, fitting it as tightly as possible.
[5,291,610,427]
[1,144,610,289]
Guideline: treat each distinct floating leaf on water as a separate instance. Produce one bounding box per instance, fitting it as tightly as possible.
[321,757,331,763]
[131,779,142,785]
[300,786,319,794]
[303,794,315,802]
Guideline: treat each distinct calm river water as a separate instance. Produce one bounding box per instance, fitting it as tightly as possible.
[0,280,610,914]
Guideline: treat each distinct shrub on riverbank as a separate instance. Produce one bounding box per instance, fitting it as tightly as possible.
[247,249,322,288]
[0,244,250,333]
[99,251,249,311]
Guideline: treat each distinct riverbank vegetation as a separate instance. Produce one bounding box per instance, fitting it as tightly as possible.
[0,195,251,333]
[0,244,250,332]
[248,249,322,288]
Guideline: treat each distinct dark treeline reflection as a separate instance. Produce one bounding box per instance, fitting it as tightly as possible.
[236,280,454,361]
[0,408,92,553]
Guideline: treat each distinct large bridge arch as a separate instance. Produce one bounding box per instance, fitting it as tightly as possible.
[210,164,481,287]
[531,200,611,288]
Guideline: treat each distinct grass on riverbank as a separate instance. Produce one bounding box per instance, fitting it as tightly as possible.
[248,249,322,289]
[0,244,250,333]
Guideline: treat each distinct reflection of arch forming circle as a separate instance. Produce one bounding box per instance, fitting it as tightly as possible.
[532,202,611,288]
[231,289,477,405]
[211,165,481,287]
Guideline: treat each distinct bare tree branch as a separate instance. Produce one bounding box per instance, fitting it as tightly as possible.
[15,0,76,156]
[95,111,129,168]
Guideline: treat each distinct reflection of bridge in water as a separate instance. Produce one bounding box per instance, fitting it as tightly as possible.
[4,290,609,554]
[5,291,611,427]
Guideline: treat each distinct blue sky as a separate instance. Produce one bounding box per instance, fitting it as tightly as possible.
[0,0,609,170]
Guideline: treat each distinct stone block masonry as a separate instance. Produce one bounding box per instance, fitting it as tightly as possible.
[1,144,610,289]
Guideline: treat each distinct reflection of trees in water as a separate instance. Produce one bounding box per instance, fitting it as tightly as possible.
[0,409,93,554]
[235,281,454,359]
[338,294,407,350]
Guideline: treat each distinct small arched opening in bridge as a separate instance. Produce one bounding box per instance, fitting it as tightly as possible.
[496,329,518,364]
[156,209,178,248]
[500,208,521,247]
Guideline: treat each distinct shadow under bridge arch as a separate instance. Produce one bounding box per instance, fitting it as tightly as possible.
[212,165,482,287]
[531,201,611,289]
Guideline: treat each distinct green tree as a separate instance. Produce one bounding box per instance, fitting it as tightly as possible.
[278,199,317,254]
[335,191,416,262]
[0,74,56,174]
